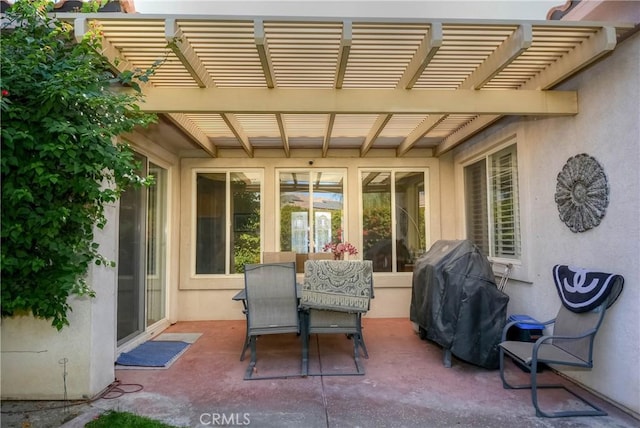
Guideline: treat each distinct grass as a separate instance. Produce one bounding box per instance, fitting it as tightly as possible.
[85,410,179,428]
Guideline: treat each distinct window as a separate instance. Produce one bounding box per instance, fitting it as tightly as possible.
[361,170,427,273]
[278,170,345,253]
[195,171,262,275]
[464,144,521,260]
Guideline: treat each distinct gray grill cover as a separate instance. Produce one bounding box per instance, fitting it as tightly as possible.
[410,240,509,369]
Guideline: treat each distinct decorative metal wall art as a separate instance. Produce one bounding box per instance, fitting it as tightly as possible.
[555,153,609,233]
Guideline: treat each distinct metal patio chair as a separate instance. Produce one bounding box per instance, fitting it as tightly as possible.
[300,260,373,376]
[499,265,624,417]
[262,251,297,264]
[243,262,302,380]
[236,252,297,360]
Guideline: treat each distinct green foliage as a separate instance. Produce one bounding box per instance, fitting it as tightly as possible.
[279,204,300,251]
[86,410,178,428]
[231,183,261,272]
[1,1,157,329]
[233,231,260,273]
[362,206,392,255]
[81,0,109,13]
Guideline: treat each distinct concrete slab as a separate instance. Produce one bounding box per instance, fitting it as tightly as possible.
[2,319,638,428]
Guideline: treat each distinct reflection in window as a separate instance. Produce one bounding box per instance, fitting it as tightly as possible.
[196,171,261,275]
[396,172,426,271]
[291,211,308,253]
[279,170,345,253]
[362,170,427,273]
[231,172,261,273]
[315,211,332,251]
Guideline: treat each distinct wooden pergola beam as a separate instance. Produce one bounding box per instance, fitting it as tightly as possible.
[139,87,578,115]
[165,18,216,88]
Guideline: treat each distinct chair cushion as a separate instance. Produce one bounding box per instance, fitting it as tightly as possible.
[552,265,624,313]
[301,260,372,313]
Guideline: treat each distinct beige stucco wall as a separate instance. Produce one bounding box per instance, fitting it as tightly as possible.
[1,203,118,400]
[3,28,635,413]
[175,152,444,320]
[452,32,640,416]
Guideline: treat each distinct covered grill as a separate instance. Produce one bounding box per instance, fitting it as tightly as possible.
[410,240,509,369]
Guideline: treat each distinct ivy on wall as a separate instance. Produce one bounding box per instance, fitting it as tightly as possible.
[1,1,157,329]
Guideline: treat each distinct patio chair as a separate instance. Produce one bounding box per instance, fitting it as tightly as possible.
[499,265,624,417]
[237,252,298,359]
[243,262,302,380]
[308,252,334,260]
[300,260,373,376]
[263,251,297,264]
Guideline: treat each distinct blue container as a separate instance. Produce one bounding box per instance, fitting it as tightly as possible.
[506,314,546,372]
[507,314,544,342]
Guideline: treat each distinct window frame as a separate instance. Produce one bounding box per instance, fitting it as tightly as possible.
[275,168,348,254]
[359,168,430,274]
[465,144,521,260]
[191,168,264,277]
[457,134,530,283]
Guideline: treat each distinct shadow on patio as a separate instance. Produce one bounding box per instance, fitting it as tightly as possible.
[88,319,636,428]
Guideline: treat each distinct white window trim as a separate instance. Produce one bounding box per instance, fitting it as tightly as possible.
[191,168,264,278]
[358,167,430,274]
[275,168,349,254]
[455,129,531,283]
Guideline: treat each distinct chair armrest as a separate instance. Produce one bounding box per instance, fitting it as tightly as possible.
[533,328,598,346]
[530,328,599,364]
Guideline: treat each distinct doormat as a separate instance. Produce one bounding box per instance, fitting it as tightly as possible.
[154,332,202,344]
[116,340,190,369]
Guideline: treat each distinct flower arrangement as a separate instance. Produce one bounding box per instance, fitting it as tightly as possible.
[322,241,358,259]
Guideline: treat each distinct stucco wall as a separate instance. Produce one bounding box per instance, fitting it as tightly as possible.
[454,32,640,415]
[175,154,441,320]
[1,204,118,400]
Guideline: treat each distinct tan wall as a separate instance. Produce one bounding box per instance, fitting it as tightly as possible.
[451,33,640,416]
[1,204,118,400]
[176,151,440,320]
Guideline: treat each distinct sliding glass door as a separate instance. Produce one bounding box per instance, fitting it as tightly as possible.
[117,155,168,344]
[146,163,167,326]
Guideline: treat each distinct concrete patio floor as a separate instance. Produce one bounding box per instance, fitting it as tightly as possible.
[5,318,637,428]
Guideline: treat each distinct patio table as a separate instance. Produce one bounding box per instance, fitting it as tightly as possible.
[232,284,302,306]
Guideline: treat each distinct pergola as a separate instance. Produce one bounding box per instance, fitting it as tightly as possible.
[61,13,634,158]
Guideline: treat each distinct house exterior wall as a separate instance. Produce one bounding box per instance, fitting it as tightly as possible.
[175,153,445,320]
[0,203,118,400]
[0,133,181,400]
[452,32,640,416]
[2,17,635,412]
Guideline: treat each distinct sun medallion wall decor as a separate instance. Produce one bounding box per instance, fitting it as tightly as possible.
[555,153,609,233]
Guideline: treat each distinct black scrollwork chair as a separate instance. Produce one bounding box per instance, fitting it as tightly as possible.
[243,262,302,380]
[499,265,624,417]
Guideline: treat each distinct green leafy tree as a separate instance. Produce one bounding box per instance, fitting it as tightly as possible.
[1,1,157,329]
[231,184,261,272]
[279,204,301,251]
[362,206,392,255]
